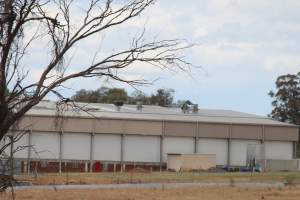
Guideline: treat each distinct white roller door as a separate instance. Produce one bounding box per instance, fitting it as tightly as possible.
[163,137,194,162]
[31,132,59,159]
[62,133,90,160]
[265,141,293,160]
[124,135,160,162]
[94,134,121,161]
[1,132,29,158]
[230,139,260,166]
[1,135,13,157]
[198,138,227,166]
[14,133,29,158]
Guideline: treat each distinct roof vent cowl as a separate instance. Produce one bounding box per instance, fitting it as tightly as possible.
[136,101,143,111]
[113,101,124,111]
[192,104,199,113]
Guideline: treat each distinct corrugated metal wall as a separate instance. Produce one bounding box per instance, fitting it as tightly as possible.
[18,116,299,141]
[230,139,261,166]
[13,133,29,158]
[197,138,228,166]
[265,141,293,160]
[62,133,91,160]
[123,135,160,162]
[31,132,60,159]
[10,115,299,169]
[93,134,121,161]
[163,137,194,161]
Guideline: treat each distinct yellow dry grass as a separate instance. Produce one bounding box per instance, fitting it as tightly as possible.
[2,186,300,200]
[16,171,300,185]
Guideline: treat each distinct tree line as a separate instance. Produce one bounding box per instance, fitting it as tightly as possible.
[71,87,192,107]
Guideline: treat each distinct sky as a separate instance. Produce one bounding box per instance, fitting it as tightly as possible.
[24,0,300,116]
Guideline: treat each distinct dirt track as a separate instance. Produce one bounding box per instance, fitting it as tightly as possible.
[2,186,300,200]
[3,172,299,200]
[12,181,285,190]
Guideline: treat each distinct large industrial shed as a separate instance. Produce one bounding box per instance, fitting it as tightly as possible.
[5,100,299,173]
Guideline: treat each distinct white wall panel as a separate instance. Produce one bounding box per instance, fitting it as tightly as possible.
[230,139,260,166]
[31,132,59,159]
[198,138,227,166]
[124,135,160,162]
[14,133,29,158]
[265,141,293,160]
[163,137,194,161]
[1,132,29,158]
[62,133,90,160]
[1,136,11,157]
[94,134,121,161]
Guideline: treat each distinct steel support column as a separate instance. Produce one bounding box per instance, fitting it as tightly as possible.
[293,141,297,159]
[227,124,232,170]
[89,133,95,172]
[58,131,63,174]
[194,122,199,154]
[227,138,231,169]
[27,129,32,175]
[160,135,164,171]
[160,120,165,171]
[121,134,125,172]
[261,125,266,172]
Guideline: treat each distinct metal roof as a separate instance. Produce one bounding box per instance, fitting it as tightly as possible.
[25,100,296,127]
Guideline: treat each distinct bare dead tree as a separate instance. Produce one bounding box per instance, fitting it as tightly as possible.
[0,1,194,195]
[0,0,193,145]
[0,1,194,192]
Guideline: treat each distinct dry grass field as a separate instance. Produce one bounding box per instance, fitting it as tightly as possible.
[1,172,300,200]
[16,171,300,185]
[2,186,300,200]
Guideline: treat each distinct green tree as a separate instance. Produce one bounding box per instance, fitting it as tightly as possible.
[103,88,128,103]
[128,91,151,105]
[71,89,102,103]
[269,72,300,157]
[269,72,300,125]
[71,87,128,103]
[150,88,174,107]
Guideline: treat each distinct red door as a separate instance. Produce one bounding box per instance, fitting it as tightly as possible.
[94,162,102,172]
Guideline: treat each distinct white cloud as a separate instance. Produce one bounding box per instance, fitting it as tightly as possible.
[191,42,257,68]
[264,55,300,73]
[17,0,300,115]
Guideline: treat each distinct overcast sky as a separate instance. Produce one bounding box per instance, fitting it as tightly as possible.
[27,0,300,116]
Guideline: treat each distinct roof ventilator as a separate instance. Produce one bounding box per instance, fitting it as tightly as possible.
[113,101,124,111]
[192,104,199,114]
[136,101,143,111]
[181,102,189,114]
[181,102,199,114]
